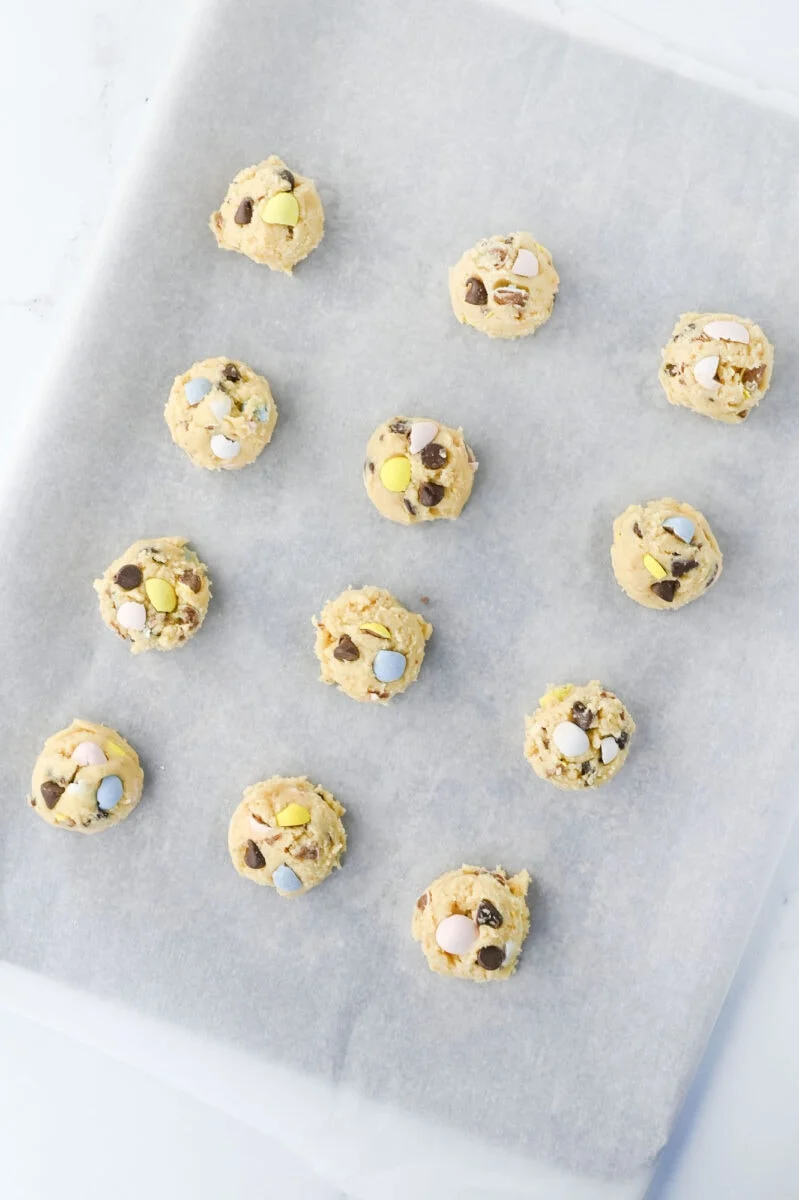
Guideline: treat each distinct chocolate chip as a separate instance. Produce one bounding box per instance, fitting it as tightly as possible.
[651,579,679,602]
[477,945,505,971]
[183,605,199,629]
[40,780,64,809]
[706,564,719,589]
[476,899,503,929]
[741,364,766,386]
[570,701,594,731]
[581,760,594,776]
[663,364,678,376]
[366,461,375,473]
[222,362,240,382]
[404,498,416,516]
[491,872,507,886]
[333,634,360,661]
[420,443,448,470]
[493,286,527,307]
[244,840,266,869]
[617,731,629,750]
[234,197,253,225]
[278,168,295,189]
[418,482,445,508]
[389,419,411,435]
[738,410,749,419]
[178,570,202,593]
[464,276,488,305]
[633,522,643,538]
[416,891,429,911]
[114,564,143,590]
[294,845,318,860]
[671,558,698,577]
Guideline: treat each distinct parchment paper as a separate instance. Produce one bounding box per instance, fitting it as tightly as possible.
[2,0,799,1179]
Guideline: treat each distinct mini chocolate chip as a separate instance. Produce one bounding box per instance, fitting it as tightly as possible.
[178,570,202,593]
[244,840,266,869]
[477,945,505,971]
[40,780,64,809]
[367,461,375,473]
[738,410,749,419]
[183,605,199,629]
[404,498,417,515]
[222,363,240,382]
[234,197,253,225]
[114,564,143,590]
[741,364,766,386]
[491,872,507,886]
[663,364,678,376]
[671,558,698,577]
[617,731,629,749]
[389,419,411,435]
[278,168,295,189]
[416,891,429,911]
[420,443,448,470]
[651,579,679,602]
[333,634,360,661]
[464,276,488,305]
[581,760,594,776]
[570,701,594,731]
[633,522,643,538]
[418,482,445,508]
[294,845,318,860]
[476,899,503,929]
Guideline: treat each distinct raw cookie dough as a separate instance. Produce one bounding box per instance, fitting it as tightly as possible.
[659,312,774,423]
[209,155,324,273]
[449,232,559,339]
[165,357,277,471]
[29,719,143,833]
[314,586,432,704]
[94,536,211,653]
[611,498,722,610]
[363,416,477,525]
[412,864,531,982]
[228,776,346,897]
[524,682,635,790]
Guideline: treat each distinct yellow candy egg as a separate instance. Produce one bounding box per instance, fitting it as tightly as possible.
[260,192,300,226]
[275,803,311,827]
[643,554,668,581]
[379,455,411,493]
[144,578,178,613]
[105,740,130,758]
[360,622,391,639]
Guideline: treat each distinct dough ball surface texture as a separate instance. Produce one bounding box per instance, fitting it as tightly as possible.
[30,719,143,833]
[524,682,635,790]
[611,498,722,610]
[449,232,558,338]
[659,312,773,423]
[165,357,277,471]
[363,416,477,524]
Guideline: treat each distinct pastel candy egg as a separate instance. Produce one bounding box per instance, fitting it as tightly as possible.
[600,737,619,765]
[275,803,311,827]
[117,600,147,631]
[511,248,539,277]
[703,319,750,343]
[145,578,177,613]
[184,377,213,406]
[360,621,391,639]
[643,553,668,581]
[552,721,590,758]
[260,192,300,226]
[254,405,269,423]
[408,422,438,454]
[209,393,232,421]
[373,649,406,683]
[96,775,124,810]
[72,741,107,766]
[435,914,478,956]
[210,434,240,460]
[272,864,303,893]
[693,356,720,391]
[662,516,695,544]
[379,455,411,493]
[105,739,130,758]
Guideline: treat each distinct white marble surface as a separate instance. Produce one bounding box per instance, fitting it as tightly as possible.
[3,2,799,1197]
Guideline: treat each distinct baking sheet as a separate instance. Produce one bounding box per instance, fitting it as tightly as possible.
[2,0,799,1179]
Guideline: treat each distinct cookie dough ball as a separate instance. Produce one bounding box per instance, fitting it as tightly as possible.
[524,682,634,790]
[29,719,143,833]
[165,357,277,471]
[94,537,211,654]
[228,776,346,897]
[449,232,558,339]
[314,586,432,704]
[611,498,722,610]
[412,865,531,982]
[659,312,774,423]
[363,416,477,525]
[209,155,324,273]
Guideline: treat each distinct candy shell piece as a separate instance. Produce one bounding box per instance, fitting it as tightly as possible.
[643,553,668,581]
[662,516,695,544]
[145,578,178,613]
[210,434,241,460]
[275,803,311,827]
[693,356,720,391]
[373,649,406,683]
[360,621,391,639]
[184,377,213,406]
[209,393,232,421]
[511,248,539,277]
[435,914,478,956]
[552,721,590,758]
[105,739,130,758]
[71,741,107,767]
[260,192,300,226]
[96,775,124,811]
[379,455,412,493]
[703,320,750,343]
[117,601,147,631]
[273,864,303,893]
[408,422,438,455]
[600,737,619,765]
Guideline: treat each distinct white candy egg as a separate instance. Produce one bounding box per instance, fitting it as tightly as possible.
[552,721,590,758]
[693,356,720,391]
[435,914,478,956]
[210,434,240,460]
[511,248,539,277]
[702,320,750,343]
[600,737,619,765]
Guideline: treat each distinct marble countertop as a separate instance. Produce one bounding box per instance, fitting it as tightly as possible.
[2,2,798,1196]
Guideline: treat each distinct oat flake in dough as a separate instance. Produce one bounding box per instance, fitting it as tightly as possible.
[165,357,277,471]
[524,682,635,790]
[611,498,722,610]
[659,312,774,423]
[363,416,477,525]
[29,719,143,833]
[449,232,558,339]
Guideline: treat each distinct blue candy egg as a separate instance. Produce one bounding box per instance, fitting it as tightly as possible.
[184,377,213,406]
[373,649,407,684]
[272,864,303,893]
[662,515,695,544]
[97,774,124,810]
